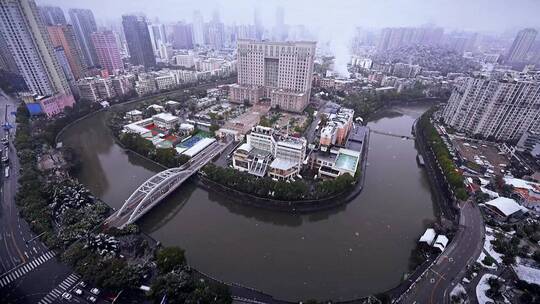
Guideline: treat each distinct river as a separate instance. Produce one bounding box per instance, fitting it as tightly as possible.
[59,103,437,301]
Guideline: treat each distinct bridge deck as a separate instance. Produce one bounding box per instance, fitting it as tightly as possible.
[370,129,415,140]
[105,139,231,228]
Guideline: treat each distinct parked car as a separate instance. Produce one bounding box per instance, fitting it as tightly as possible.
[62,292,72,300]
[87,296,97,303]
[74,289,83,295]
[90,288,100,295]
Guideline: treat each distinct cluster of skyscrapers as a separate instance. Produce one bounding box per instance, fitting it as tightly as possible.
[0,0,74,116]
[377,27,445,52]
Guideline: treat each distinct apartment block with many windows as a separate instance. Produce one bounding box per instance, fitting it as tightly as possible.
[442,76,540,141]
[230,39,316,113]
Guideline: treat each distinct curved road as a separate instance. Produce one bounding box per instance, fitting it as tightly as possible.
[398,200,484,304]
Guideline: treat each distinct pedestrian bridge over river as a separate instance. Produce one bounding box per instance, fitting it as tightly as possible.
[370,129,415,140]
[105,139,231,229]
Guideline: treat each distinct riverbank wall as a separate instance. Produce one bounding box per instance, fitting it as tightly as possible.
[413,109,459,223]
[382,107,461,302]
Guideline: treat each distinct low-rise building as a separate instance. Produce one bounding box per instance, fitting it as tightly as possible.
[135,73,157,96]
[231,125,307,179]
[269,137,307,180]
[152,113,179,129]
[320,107,355,151]
[111,75,134,96]
[517,131,540,157]
[95,78,116,100]
[37,93,76,118]
[313,148,361,179]
[126,109,143,121]
[155,73,177,91]
[77,77,99,102]
[172,69,198,84]
[483,196,528,221]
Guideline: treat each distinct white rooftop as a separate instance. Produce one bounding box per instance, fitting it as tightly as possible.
[127,109,142,115]
[504,177,540,192]
[419,228,436,245]
[153,113,179,122]
[433,235,449,252]
[270,158,296,171]
[237,143,253,153]
[485,197,528,217]
[480,187,499,199]
[179,123,194,130]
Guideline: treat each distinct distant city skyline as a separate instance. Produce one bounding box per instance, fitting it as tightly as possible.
[36,0,540,34]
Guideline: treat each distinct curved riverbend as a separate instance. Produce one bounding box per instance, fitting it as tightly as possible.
[60,103,437,301]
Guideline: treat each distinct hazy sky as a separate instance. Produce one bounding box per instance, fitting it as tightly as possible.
[37,0,540,34]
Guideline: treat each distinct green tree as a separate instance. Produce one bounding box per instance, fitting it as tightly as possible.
[156,247,186,274]
[149,268,194,303]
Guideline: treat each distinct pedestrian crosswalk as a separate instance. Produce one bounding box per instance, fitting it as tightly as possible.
[38,273,80,304]
[0,250,56,288]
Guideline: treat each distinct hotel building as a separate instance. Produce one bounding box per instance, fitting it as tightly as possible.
[230,39,316,113]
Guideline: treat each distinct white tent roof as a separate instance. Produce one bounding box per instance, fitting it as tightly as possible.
[433,235,449,252]
[419,228,436,245]
[485,197,528,217]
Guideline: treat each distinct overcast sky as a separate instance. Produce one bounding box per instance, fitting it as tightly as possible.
[37,0,540,34]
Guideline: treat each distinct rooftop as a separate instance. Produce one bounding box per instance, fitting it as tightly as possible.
[153,113,179,122]
[270,158,297,171]
[485,197,528,217]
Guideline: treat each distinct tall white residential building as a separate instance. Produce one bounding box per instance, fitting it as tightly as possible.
[506,28,537,63]
[174,54,195,68]
[158,42,173,62]
[229,39,316,113]
[148,23,167,54]
[442,76,540,141]
[0,0,71,96]
[192,10,205,46]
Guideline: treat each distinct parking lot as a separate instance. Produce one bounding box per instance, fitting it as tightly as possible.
[452,137,510,176]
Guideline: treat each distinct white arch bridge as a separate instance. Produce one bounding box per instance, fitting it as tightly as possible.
[105,140,232,229]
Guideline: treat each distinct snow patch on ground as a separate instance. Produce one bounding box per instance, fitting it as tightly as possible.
[476,274,498,304]
[483,233,503,264]
[450,282,466,298]
[477,251,498,269]
[513,263,540,285]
